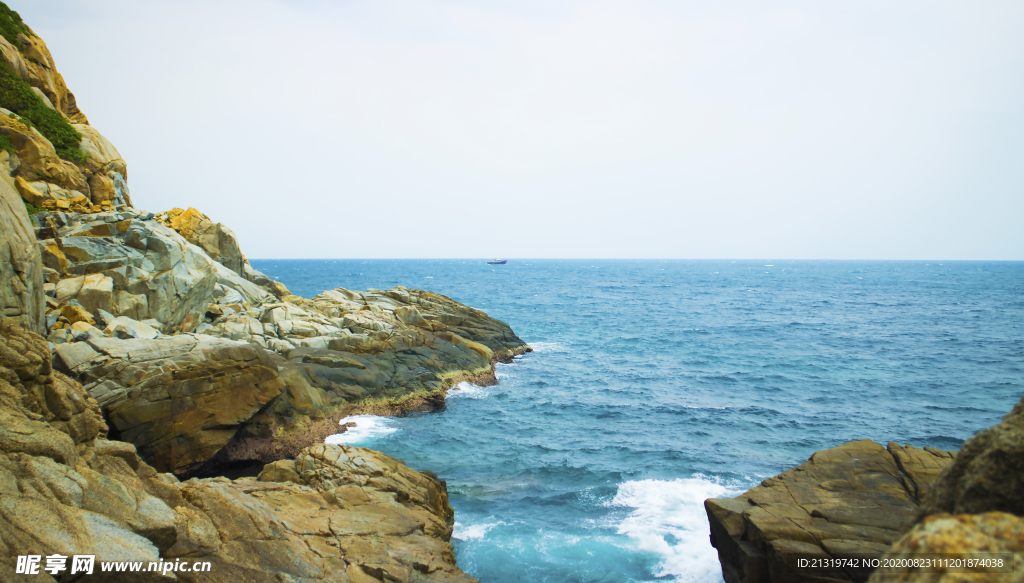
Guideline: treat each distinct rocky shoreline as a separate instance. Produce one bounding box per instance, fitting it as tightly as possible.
[705,399,1024,583]
[0,6,529,580]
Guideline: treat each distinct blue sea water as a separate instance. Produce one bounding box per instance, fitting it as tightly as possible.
[249,259,1024,583]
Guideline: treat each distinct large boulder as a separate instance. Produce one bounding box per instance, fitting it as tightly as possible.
[705,440,956,583]
[0,173,45,334]
[868,398,1024,582]
[252,444,476,583]
[54,334,284,475]
[157,208,244,275]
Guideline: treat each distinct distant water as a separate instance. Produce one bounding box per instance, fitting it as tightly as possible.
[250,259,1024,583]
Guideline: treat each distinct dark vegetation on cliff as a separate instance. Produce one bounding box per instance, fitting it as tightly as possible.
[0,1,86,163]
[0,1,30,45]
[0,59,85,162]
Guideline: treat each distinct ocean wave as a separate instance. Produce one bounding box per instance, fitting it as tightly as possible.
[452,520,503,541]
[608,476,739,582]
[526,342,566,353]
[447,382,488,399]
[324,415,398,445]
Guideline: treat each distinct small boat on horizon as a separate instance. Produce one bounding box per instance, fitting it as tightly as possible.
[487,259,508,265]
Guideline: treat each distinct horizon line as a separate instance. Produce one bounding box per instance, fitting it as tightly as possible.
[247,258,1024,262]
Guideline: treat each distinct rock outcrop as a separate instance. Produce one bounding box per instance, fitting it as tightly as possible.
[0,169,44,334]
[0,319,478,582]
[868,398,1024,582]
[33,208,278,340]
[705,440,956,583]
[54,334,285,475]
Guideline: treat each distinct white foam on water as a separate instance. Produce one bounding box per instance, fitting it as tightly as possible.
[447,381,488,399]
[452,521,502,541]
[527,342,564,353]
[324,415,398,445]
[609,476,738,583]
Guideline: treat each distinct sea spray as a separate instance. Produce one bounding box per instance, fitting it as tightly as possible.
[325,415,398,445]
[610,477,739,582]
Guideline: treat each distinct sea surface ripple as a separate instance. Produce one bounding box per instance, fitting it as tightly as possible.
[250,259,1024,583]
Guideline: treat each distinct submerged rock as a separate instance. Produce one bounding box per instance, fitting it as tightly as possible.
[705,440,956,583]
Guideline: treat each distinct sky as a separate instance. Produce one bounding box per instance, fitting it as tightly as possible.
[18,0,1024,259]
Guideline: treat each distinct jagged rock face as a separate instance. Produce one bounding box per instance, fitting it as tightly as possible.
[0,319,479,582]
[0,174,44,333]
[705,440,956,583]
[868,398,1024,583]
[53,334,284,475]
[48,281,530,474]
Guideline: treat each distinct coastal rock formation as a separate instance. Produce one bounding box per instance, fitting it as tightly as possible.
[868,397,1024,582]
[54,334,285,475]
[197,285,530,469]
[705,440,956,583]
[0,171,44,334]
[34,208,276,338]
[0,318,479,582]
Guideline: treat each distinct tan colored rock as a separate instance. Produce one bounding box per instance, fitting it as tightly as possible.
[56,335,284,474]
[75,273,114,314]
[14,174,42,206]
[867,396,1024,583]
[11,30,89,124]
[918,397,1024,518]
[705,440,956,583]
[0,114,89,195]
[869,512,1022,583]
[0,174,45,334]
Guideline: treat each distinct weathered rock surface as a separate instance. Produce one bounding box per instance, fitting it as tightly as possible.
[53,333,284,475]
[705,440,956,583]
[34,208,276,338]
[156,207,245,276]
[917,397,1024,518]
[0,318,479,582]
[0,171,45,334]
[868,398,1024,583]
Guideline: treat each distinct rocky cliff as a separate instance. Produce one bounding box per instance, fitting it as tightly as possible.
[0,3,528,579]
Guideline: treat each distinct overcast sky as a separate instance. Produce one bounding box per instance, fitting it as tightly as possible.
[19,0,1024,259]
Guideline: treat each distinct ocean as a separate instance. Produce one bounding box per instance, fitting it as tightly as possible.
[249,259,1024,583]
